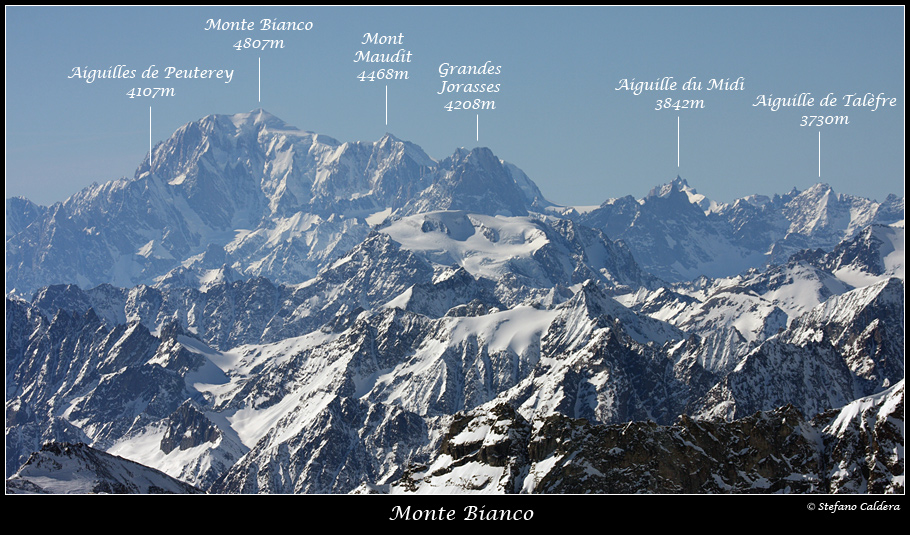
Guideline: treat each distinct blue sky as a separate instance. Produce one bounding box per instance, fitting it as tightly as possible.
[5,6,904,207]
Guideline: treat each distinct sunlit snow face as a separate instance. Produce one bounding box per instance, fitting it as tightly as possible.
[381,211,549,280]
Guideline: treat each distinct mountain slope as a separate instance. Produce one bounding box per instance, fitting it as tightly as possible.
[7,441,203,494]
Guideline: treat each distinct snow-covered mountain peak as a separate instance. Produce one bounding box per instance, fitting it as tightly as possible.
[449,146,471,161]
[446,146,497,169]
[374,132,437,168]
[377,131,400,144]
[646,175,719,214]
[801,182,835,198]
[783,182,880,239]
[228,108,293,131]
[647,175,688,198]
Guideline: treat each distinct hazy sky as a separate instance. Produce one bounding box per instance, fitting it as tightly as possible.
[5,6,905,207]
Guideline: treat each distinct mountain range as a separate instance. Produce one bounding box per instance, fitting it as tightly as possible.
[5,109,904,494]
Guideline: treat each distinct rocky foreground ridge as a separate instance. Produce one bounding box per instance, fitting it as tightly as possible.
[365,380,903,494]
